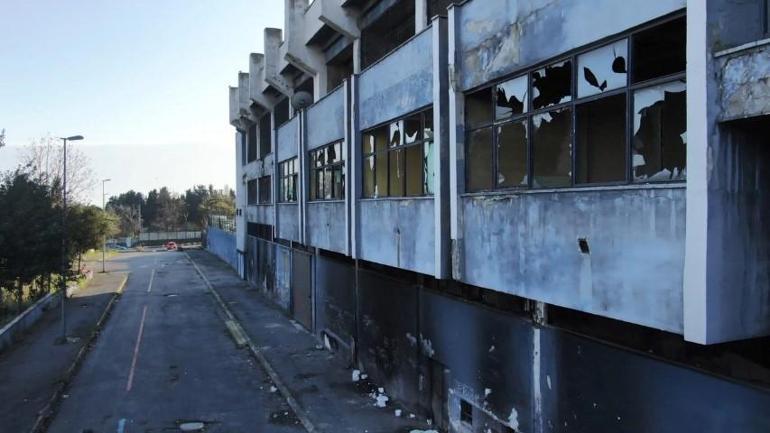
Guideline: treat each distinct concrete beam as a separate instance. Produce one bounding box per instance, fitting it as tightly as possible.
[264,28,294,97]
[319,0,361,39]
[249,53,277,112]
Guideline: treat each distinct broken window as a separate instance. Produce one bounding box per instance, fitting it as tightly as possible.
[310,141,345,200]
[467,127,494,192]
[532,60,572,110]
[247,179,258,205]
[362,109,434,198]
[578,40,628,98]
[497,120,528,188]
[633,81,687,182]
[258,176,271,204]
[533,108,572,188]
[576,94,627,184]
[278,158,298,203]
[360,0,415,69]
[460,400,473,425]
[274,98,290,128]
[463,15,685,193]
[496,75,528,120]
[632,17,686,83]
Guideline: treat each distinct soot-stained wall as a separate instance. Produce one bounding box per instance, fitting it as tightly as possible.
[315,254,356,346]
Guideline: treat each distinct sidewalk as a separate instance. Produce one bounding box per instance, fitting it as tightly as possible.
[188,250,436,433]
[0,271,127,433]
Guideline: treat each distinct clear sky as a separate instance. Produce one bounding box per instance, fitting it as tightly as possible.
[0,0,283,204]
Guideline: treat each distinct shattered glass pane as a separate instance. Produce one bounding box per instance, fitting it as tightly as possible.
[389,148,404,196]
[389,120,403,147]
[424,109,434,142]
[497,120,528,188]
[533,108,572,188]
[467,127,493,192]
[405,114,422,144]
[532,60,572,110]
[424,139,435,195]
[632,17,686,84]
[576,94,627,184]
[323,167,333,200]
[496,75,528,120]
[363,133,375,154]
[363,156,375,198]
[310,168,317,200]
[578,39,628,98]
[633,81,687,182]
[466,87,493,128]
[333,166,344,199]
[405,144,423,196]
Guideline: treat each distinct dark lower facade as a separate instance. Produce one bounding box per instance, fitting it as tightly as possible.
[209,227,770,433]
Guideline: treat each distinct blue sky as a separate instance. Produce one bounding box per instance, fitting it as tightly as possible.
[0,0,283,204]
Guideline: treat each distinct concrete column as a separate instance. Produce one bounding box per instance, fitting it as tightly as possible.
[349,75,361,259]
[415,0,428,32]
[313,68,329,101]
[353,38,362,74]
[447,4,465,280]
[432,16,450,279]
[343,79,353,256]
[299,110,308,245]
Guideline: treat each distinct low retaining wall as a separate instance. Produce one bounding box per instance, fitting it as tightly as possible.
[0,292,60,353]
[206,227,238,271]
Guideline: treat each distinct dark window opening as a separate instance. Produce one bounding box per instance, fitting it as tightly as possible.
[576,94,627,184]
[467,127,493,192]
[633,81,687,181]
[259,113,272,158]
[258,175,271,204]
[278,158,298,203]
[247,123,258,163]
[460,400,473,425]
[247,179,257,205]
[497,120,528,188]
[327,44,354,91]
[360,0,415,69]
[241,132,247,166]
[427,0,460,21]
[466,87,493,129]
[496,75,528,120]
[310,141,345,201]
[532,60,572,110]
[274,97,290,128]
[362,109,434,198]
[533,108,572,188]
[631,16,686,84]
[247,222,273,242]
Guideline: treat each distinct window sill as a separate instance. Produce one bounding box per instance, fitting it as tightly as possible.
[308,199,345,204]
[359,196,435,202]
[247,203,274,207]
[277,202,299,206]
[461,182,685,198]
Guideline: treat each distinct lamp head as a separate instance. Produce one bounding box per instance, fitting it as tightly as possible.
[64,135,84,141]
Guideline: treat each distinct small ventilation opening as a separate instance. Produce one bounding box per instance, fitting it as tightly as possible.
[578,237,590,254]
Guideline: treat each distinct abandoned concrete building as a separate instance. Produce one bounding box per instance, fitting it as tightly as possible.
[216,0,770,431]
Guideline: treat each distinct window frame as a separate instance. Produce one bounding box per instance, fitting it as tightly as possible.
[463,13,687,194]
[361,108,435,199]
[309,141,346,202]
[257,175,272,205]
[278,158,298,203]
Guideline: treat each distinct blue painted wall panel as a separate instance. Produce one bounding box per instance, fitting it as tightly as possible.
[358,28,433,130]
[306,201,347,254]
[206,227,238,271]
[276,116,299,162]
[307,85,346,150]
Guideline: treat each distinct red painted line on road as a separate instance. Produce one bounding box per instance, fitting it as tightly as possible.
[126,305,148,392]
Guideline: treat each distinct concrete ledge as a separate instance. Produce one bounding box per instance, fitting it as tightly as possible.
[0,292,60,354]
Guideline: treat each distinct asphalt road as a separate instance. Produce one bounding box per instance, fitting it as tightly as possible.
[46,251,304,433]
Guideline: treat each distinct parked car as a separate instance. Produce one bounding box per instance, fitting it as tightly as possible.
[165,241,178,251]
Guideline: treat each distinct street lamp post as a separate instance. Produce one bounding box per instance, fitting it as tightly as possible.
[102,178,111,273]
[59,135,83,343]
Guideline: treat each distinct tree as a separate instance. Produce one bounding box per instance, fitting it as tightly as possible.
[112,205,142,237]
[0,170,61,309]
[183,185,210,229]
[21,135,96,204]
[156,187,183,230]
[68,205,117,271]
[0,129,5,149]
[144,189,159,229]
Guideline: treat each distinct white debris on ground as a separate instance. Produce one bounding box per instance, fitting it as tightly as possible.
[485,388,492,397]
[269,386,278,393]
[489,345,496,352]
[409,413,416,419]
[352,369,361,382]
[370,387,389,407]
[409,430,439,433]
[394,409,402,417]
[361,373,368,379]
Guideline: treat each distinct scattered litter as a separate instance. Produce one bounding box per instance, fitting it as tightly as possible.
[370,388,389,408]
[314,344,324,350]
[66,336,81,343]
[360,373,368,380]
[394,409,402,417]
[352,369,361,382]
[323,334,332,351]
[164,293,179,298]
[489,345,496,353]
[270,386,278,393]
[62,394,69,399]
[484,388,492,397]
[179,422,205,431]
[409,430,438,433]
[409,413,416,419]
[427,418,433,425]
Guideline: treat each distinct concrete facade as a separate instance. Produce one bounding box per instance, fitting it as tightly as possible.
[226,0,770,431]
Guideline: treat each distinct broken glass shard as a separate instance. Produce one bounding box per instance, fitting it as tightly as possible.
[578,39,628,98]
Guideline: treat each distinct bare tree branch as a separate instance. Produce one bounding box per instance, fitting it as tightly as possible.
[21,134,96,203]
[0,129,6,149]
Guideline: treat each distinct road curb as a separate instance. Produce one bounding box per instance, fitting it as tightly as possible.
[27,273,129,433]
[185,252,318,433]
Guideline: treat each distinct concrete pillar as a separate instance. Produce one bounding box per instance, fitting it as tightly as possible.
[447,4,465,280]
[432,16,450,279]
[415,0,428,32]
[353,38,362,74]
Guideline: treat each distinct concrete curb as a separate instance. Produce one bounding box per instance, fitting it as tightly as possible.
[27,273,129,433]
[0,292,59,354]
[185,253,318,433]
